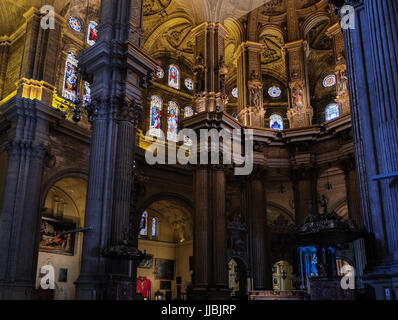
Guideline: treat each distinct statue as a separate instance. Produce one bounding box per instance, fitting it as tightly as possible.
[194,54,206,92]
[320,195,328,215]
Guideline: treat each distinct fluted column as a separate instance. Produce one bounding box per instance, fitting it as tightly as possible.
[292,168,318,225]
[341,158,362,225]
[75,0,156,300]
[193,166,210,289]
[212,166,228,289]
[250,167,271,290]
[192,23,228,113]
[0,98,49,299]
[331,0,398,298]
[285,0,313,128]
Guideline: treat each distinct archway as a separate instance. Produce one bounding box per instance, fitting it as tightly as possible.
[228,258,247,299]
[136,198,193,300]
[35,177,87,300]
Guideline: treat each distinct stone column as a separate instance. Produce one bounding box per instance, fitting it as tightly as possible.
[341,158,362,225]
[285,0,313,128]
[0,99,49,299]
[0,39,10,100]
[192,166,210,293]
[75,0,156,300]
[192,23,228,113]
[292,168,319,225]
[236,42,264,127]
[326,23,350,115]
[212,165,228,292]
[330,0,398,298]
[250,167,271,290]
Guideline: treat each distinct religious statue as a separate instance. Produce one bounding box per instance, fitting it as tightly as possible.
[292,84,304,107]
[194,53,206,92]
[250,86,260,107]
[320,195,328,215]
[338,69,348,93]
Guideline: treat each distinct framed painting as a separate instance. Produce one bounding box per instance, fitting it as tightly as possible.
[155,259,175,280]
[39,217,76,256]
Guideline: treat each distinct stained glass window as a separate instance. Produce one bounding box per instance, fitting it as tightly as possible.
[168,65,180,89]
[62,52,79,101]
[83,81,91,105]
[323,75,336,88]
[268,86,282,98]
[167,101,179,141]
[150,96,162,136]
[140,212,148,236]
[87,21,98,46]
[325,103,340,121]
[270,114,283,131]
[232,88,238,98]
[156,67,164,79]
[184,107,194,118]
[185,79,194,90]
[152,218,158,238]
[69,17,81,32]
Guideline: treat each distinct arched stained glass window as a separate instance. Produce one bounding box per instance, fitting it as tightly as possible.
[62,51,79,101]
[184,107,194,118]
[185,79,194,90]
[150,96,162,136]
[270,114,283,131]
[87,21,98,46]
[69,17,81,32]
[156,67,164,79]
[323,75,336,88]
[83,81,91,105]
[268,86,282,98]
[325,103,340,121]
[152,218,158,238]
[168,65,180,89]
[232,88,238,98]
[140,212,148,236]
[167,101,179,141]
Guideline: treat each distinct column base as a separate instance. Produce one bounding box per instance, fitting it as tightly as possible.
[75,274,107,300]
[0,281,35,300]
[362,257,398,300]
[189,286,231,300]
[105,276,136,300]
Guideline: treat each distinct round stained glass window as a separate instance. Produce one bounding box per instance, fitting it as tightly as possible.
[185,79,194,90]
[155,67,164,79]
[69,17,82,32]
[323,75,336,88]
[268,86,282,98]
[232,88,238,98]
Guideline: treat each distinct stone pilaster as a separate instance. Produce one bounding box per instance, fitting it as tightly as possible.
[341,158,362,225]
[212,165,228,291]
[292,168,318,225]
[331,0,398,298]
[0,39,10,100]
[326,23,350,115]
[192,23,228,113]
[75,0,156,300]
[0,98,50,299]
[236,42,264,127]
[249,166,271,290]
[285,0,313,128]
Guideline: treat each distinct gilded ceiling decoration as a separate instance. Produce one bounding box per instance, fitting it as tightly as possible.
[144,0,172,16]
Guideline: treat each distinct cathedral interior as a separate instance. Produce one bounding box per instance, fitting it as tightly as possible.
[0,0,397,301]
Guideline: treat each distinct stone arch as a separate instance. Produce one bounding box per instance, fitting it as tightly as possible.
[41,168,88,207]
[302,11,331,38]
